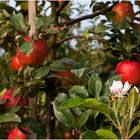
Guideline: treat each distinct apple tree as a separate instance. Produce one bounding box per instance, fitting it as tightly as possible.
[0,0,140,139]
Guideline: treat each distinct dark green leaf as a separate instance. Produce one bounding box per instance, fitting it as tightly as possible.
[31,66,49,79]
[88,73,102,98]
[49,61,67,71]
[52,93,75,127]
[74,110,89,128]
[69,85,89,98]
[10,12,28,33]
[0,23,11,38]
[0,113,21,123]
[53,100,75,127]
[21,117,46,137]
[5,106,21,113]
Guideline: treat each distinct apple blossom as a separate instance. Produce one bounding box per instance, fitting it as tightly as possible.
[109,80,131,97]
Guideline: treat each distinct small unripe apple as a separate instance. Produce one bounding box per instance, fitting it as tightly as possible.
[10,55,23,72]
[1,88,29,109]
[115,60,140,85]
[8,127,29,139]
[17,36,48,67]
[112,2,134,25]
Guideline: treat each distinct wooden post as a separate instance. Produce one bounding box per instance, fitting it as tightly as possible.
[28,0,37,139]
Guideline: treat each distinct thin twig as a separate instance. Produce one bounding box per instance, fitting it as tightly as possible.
[57,35,85,44]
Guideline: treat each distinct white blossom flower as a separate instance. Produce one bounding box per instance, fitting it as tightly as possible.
[109,80,131,98]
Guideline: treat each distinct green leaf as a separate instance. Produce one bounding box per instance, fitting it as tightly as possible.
[10,12,28,33]
[82,130,99,139]
[71,68,85,78]
[19,40,33,55]
[52,101,75,127]
[94,23,109,33]
[129,123,140,138]
[59,98,113,118]
[128,87,139,110]
[69,85,89,98]
[5,106,21,114]
[35,17,44,29]
[95,129,118,139]
[88,73,102,98]
[74,110,89,128]
[31,66,49,79]
[0,23,11,38]
[101,75,121,96]
[52,93,75,127]
[21,117,46,137]
[49,61,67,71]
[0,113,21,123]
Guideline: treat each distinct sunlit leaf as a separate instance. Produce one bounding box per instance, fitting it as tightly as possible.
[0,113,21,123]
[95,129,118,139]
[59,98,113,118]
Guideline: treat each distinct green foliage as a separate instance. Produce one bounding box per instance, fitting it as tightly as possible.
[10,12,29,33]
[1,0,140,139]
[0,113,21,123]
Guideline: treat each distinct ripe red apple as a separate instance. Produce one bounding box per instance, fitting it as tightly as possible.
[16,36,48,67]
[10,55,23,72]
[115,60,140,85]
[112,2,134,25]
[8,127,29,139]
[1,88,29,109]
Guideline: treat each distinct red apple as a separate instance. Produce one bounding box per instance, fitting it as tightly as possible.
[58,0,63,5]
[8,127,29,139]
[1,88,29,109]
[10,55,23,72]
[115,60,140,85]
[54,70,73,78]
[112,2,134,25]
[16,36,48,67]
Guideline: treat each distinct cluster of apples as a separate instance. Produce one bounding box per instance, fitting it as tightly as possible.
[0,88,29,139]
[111,2,140,85]
[5,36,47,138]
[10,36,48,71]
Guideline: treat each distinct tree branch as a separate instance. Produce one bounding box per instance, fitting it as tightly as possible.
[56,1,69,14]
[57,35,108,44]
[59,7,111,26]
